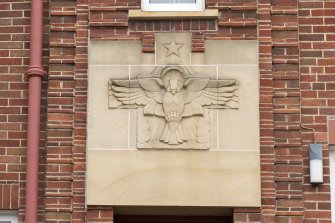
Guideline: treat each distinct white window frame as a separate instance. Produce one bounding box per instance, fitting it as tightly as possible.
[0,212,18,223]
[330,147,335,223]
[141,0,204,12]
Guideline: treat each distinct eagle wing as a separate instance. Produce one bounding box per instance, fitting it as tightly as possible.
[183,78,238,117]
[109,78,165,117]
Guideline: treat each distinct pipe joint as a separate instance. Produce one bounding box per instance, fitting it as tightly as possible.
[26,66,46,78]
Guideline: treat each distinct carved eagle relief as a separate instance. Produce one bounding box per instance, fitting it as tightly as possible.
[109,66,239,147]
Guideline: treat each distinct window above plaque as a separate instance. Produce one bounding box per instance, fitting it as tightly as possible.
[0,211,18,223]
[141,0,204,11]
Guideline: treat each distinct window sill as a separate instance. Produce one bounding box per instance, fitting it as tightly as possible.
[128,9,219,20]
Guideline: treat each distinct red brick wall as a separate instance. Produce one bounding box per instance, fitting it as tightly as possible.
[45,0,88,221]
[299,1,333,222]
[0,0,334,222]
[0,0,49,221]
[270,0,303,222]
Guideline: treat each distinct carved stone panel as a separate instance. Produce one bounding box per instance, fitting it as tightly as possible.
[156,32,191,65]
[88,36,260,207]
[108,65,239,149]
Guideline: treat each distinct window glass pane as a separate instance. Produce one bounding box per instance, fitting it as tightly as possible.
[0,212,18,223]
[149,0,196,3]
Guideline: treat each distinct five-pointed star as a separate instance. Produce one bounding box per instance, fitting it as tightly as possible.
[163,40,184,57]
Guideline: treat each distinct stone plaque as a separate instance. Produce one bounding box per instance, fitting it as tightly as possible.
[87,34,260,207]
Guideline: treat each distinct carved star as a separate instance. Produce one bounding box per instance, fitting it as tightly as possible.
[163,40,184,57]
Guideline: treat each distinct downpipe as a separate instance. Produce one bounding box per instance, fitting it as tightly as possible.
[24,0,46,221]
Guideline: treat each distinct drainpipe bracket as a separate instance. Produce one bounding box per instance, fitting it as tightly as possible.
[26,66,46,78]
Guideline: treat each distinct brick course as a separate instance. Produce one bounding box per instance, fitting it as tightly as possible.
[0,0,334,222]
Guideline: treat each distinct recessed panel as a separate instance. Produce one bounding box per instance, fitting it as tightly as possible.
[87,35,260,207]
